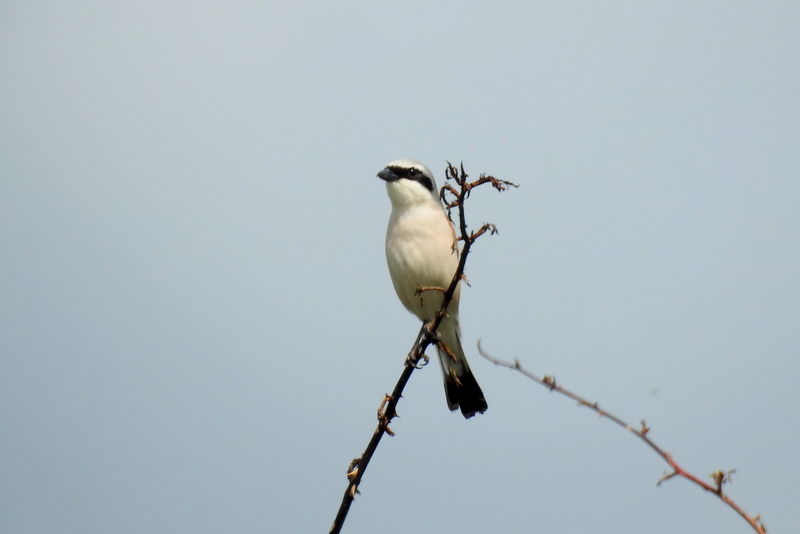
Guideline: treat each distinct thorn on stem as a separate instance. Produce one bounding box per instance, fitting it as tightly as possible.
[439,340,459,363]
[346,458,360,480]
[377,395,396,436]
[657,470,679,486]
[640,420,650,436]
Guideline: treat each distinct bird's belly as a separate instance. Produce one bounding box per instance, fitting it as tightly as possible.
[386,216,459,322]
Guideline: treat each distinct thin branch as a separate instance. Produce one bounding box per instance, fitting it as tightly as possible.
[477,343,767,534]
[329,164,514,534]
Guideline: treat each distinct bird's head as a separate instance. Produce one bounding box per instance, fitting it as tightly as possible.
[377,159,439,208]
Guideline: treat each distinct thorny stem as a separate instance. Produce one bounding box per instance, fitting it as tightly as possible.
[477,344,767,534]
[328,164,515,534]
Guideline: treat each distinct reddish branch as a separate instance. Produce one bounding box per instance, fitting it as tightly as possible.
[328,164,516,534]
[477,344,767,534]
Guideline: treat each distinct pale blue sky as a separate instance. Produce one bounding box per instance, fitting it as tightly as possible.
[1,2,798,533]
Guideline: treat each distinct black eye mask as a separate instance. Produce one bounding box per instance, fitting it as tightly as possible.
[386,166,434,192]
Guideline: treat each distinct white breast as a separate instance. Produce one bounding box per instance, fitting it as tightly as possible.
[385,201,461,322]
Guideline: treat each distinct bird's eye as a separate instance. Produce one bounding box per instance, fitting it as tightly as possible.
[408,169,417,176]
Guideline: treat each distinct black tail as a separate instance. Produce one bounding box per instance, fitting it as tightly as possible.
[444,369,488,419]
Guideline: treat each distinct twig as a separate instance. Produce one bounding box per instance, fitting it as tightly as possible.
[477,343,767,534]
[328,164,514,534]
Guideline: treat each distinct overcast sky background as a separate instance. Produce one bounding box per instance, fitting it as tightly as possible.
[1,2,798,533]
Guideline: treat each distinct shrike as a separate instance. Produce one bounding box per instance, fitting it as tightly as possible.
[377,159,487,418]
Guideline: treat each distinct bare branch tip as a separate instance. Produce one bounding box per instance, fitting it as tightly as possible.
[460,342,765,533]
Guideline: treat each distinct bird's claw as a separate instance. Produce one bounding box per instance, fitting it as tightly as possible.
[410,352,430,369]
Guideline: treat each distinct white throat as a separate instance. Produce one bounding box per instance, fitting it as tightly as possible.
[385,179,439,211]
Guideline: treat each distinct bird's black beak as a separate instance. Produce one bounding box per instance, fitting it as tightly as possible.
[377,168,399,182]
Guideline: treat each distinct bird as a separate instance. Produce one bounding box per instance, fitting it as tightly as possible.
[377,158,487,418]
